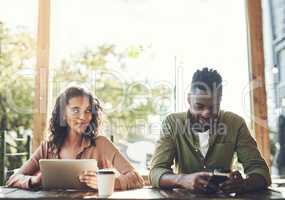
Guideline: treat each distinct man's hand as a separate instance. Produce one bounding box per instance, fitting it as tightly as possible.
[221,172,268,194]
[219,171,244,194]
[177,172,212,192]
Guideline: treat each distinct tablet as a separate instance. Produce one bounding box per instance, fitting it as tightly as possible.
[39,159,97,190]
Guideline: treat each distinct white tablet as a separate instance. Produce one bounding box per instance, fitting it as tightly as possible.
[39,159,97,190]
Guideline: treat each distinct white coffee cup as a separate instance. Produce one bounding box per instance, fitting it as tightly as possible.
[96,169,115,197]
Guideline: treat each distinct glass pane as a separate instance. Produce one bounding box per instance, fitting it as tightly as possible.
[0,0,37,170]
[174,0,250,119]
[51,0,249,170]
[263,0,285,176]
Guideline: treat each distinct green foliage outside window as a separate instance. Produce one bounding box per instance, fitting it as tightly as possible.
[0,22,172,170]
[0,23,35,170]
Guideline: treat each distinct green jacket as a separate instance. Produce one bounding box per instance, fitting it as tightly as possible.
[149,111,271,188]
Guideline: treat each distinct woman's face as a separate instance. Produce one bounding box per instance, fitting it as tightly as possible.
[65,95,92,135]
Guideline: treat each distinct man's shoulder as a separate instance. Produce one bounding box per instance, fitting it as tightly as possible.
[161,112,187,137]
[220,110,245,126]
[164,112,187,122]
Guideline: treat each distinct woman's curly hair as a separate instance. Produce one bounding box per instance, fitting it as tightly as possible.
[48,86,102,150]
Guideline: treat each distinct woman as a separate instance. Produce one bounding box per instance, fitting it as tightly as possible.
[7,86,144,190]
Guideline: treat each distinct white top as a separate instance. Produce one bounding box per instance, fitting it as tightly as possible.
[197,130,210,157]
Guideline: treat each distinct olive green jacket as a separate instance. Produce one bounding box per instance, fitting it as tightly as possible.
[149,111,271,188]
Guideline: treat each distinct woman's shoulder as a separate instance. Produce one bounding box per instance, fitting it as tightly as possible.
[94,135,118,153]
[36,140,49,150]
[40,140,54,149]
[30,140,52,159]
[39,139,57,154]
[95,135,112,145]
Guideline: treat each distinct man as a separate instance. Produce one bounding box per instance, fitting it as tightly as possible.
[149,68,271,194]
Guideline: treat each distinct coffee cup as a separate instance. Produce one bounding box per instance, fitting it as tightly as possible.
[96,169,115,197]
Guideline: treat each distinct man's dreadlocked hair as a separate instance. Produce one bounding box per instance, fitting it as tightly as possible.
[191,68,222,95]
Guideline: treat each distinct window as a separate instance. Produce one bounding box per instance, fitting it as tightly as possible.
[0,0,37,170]
[0,0,251,171]
[50,0,249,170]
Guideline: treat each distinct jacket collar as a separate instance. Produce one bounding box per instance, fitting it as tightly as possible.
[185,110,223,148]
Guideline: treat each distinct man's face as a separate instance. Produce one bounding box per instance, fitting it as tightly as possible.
[188,88,221,131]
